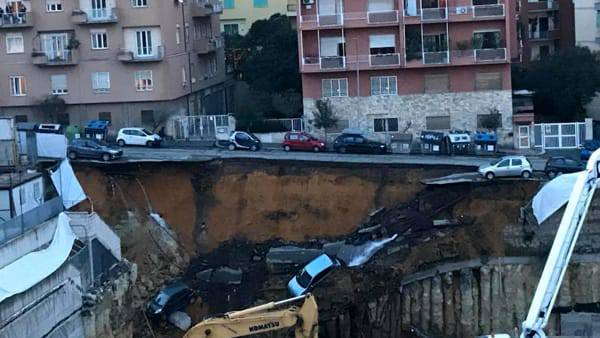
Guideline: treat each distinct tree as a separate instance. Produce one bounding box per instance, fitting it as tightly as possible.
[37,95,66,123]
[312,99,338,141]
[520,47,600,121]
[479,107,502,133]
[238,14,301,94]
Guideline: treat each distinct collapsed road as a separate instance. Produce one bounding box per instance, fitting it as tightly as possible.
[70,158,600,338]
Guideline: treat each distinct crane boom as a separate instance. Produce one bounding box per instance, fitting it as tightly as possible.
[521,148,600,338]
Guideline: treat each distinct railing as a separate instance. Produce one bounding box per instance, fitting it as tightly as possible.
[367,10,398,24]
[169,114,233,140]
[190,0,223,15]
[472,4,505,18]
[421,7,447,21]
[320,56,345,69]
[0,196,63,245]
[533,123,586,149]
[423,51,449,64]
[75,7,118,22]
[370,53,400,66]
[32,49,77,66]
[0,12,32,27]
[118,45,165,62]
[529,29,559,40]
[474,48,506,62]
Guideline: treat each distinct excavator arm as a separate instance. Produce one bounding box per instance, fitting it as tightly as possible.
[183,294,319,338]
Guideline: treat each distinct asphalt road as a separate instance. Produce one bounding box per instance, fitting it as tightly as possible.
[109,145,549,171]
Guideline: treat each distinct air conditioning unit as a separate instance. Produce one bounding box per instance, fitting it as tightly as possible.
[302,0,314,5]
[455,6,468,14]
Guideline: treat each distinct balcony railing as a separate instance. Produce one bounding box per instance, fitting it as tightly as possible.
[367,10,398,24]
[421,7,447,21]
[529,29,559,40]
[472,4,504,18]
[370,53,400,66]
[72,7,118,24]
[194,36,223,54]
[32,49,78,66]
[118,45,165,62]
[423,51,449,64]
[0,12,33,28]
[474,48,506,62]
[190,0,223,16]
[318,13,343,26]
[320,56,346,69]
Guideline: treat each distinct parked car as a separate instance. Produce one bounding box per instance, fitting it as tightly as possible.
[282,132,326,152]
[288,254,340,297]
[228,131,261,151]
[67,138,122,161]
[478,155,533,180]
[544,156,584,178]
[146,281,197,321]
[580,140,600,161]
[333,131,387,154]
[116,127,161,147]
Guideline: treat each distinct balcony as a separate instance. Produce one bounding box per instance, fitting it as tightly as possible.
[370,53,400,66]
[318,13,343,27]
[472,4,504,18]
[72,7,118,24]
[32,49,78,66]
[320,56,346,69]
[118,45,165,62]
[421,7,447,21]
[474,48,506,62]
[529,29,560,41]
[423,51,449,64]
[0,12,33,29]
[193,36,223,54]
[368,10,399,24]
[190,0,223,16]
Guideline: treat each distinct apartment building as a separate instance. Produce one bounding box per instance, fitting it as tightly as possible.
[517,0,574,64]
[573,0,600,51]
[221,0,297,35]
[298,0,518,145]
[0,0,229,130]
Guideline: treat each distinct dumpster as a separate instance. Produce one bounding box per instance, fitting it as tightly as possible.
[473,131,497,155]
[445,131,472,155]
[84,120,110,140]
[390,133,413,154]
[420,131,444,154]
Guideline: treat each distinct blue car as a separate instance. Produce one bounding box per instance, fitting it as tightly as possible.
[287,254,340,296]
[580,140,600,161]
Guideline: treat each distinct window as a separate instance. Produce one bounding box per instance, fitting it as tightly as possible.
[223,23,239,36]
[224,0,234,8]
[475,72,502,91]
[92,72,110,92]
[6,33,24,54]
[9,76,26,96]
[472,31,501,49]
[46,0,63,12]
[322,78,348,97]
[135,70,153,91]
[99,112,111,122]
[176,24,181,44]
[374,118,399,132]
[91,30,108,49]
[19,186,26,206]
[369,34,396,55]
[512,159,522,166]
[371,76,397,96]
[215,115,229,127]
[136,30,153,56]
[33,182,41,201]
[497,159,510,167]
[141,110,155,126]
[424,73,449,93]
[57,113,70,126]
[597,10,600,28]
[425,116,451,130]
[132,0,147,7]
[51,74,68,95]
[253,0,268,8]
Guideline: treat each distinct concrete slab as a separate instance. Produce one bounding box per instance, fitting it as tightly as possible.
[265,246,323,273]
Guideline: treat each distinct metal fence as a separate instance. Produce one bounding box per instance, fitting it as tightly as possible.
[0,196,63,245]
[169,115,233,140]
[262,118,305,133]
[533,122,586,149]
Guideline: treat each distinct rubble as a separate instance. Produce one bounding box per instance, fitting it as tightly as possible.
[265,246,323,273]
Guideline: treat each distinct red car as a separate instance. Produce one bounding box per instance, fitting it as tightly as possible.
[282,132,326,152]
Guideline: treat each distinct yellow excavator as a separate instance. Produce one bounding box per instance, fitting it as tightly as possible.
[183,294,319,338]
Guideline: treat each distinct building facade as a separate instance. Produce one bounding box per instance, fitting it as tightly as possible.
[221,0,297,35]
[298,0,518,145]
[517,0,574,64]
[0,0,229,130]
[573,0,600,51]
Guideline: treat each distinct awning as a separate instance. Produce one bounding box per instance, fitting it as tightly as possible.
[532,172,582,224]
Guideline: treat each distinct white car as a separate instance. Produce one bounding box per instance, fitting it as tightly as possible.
[117,128,161,147]
[478,155,533,180]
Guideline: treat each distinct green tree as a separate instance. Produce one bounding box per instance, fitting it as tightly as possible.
[239,14,301,94]
[313,99,338,141]
[37,95,66,123]
[479,107,502,133]
[522,47,600,121]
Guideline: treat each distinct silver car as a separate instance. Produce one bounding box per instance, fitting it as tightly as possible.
[478,155,533,180]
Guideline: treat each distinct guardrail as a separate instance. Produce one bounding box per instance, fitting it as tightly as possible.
[0,196,63,245]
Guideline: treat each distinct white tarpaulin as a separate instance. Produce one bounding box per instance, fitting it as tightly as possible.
[36,133,67,158]
[533,172,583,224]
[0,213,76,303]
[51,160,86,209]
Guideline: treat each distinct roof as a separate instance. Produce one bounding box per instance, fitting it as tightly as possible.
[0,172,42,189]
[304,254,335,276]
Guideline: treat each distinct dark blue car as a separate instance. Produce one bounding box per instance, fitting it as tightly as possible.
[580,140,600,161]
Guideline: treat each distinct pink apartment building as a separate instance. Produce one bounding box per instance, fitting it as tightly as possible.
[298,0,518,145]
